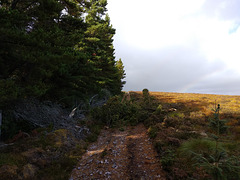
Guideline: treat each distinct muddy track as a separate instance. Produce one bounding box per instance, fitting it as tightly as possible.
[70,124,165,180]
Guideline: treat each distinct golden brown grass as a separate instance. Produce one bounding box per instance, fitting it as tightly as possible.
[130,91,240,139]
[145,91,240,115]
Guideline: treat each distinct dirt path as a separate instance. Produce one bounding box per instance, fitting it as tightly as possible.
[70,124,166,180]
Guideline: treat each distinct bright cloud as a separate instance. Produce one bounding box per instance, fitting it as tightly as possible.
[107,0,240,94]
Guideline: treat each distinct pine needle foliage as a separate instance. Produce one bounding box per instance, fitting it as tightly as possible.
[190,104,240,180]
[209,104,228,135]
[0,0,125,107]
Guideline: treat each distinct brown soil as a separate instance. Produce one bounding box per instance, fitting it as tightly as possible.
[70,124,166,180]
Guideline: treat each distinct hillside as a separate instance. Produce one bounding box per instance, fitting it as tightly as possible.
[1,90,240,179]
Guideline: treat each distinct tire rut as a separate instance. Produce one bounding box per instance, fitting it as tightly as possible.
[70,124,165,180]
[126,124,165,180]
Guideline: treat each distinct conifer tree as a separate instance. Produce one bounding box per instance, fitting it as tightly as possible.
[1,0,86,105]
[115,58,126,93]
[192,104,240,180]
[83,0,124,95]
[0,0,125,107]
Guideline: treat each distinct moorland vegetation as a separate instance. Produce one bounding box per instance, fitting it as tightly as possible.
[1,0,240,179]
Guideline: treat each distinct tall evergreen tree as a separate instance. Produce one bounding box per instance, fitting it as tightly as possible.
[0,0,125,107]
[0,0,88,105]
[83,0,124,94]
[115,58,126,91]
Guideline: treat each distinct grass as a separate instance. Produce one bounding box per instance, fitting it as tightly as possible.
[2,90,240,179]
[129,91,240,179]
[178,138,220,158]
[150,91,240,115]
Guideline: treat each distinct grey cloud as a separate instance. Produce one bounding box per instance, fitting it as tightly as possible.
[117,45,235,93]
[187,69,240,95]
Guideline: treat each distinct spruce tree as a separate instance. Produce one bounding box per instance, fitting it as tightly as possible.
[83,0,124,95]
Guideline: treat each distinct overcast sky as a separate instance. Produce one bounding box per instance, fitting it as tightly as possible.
[107,0,240,95]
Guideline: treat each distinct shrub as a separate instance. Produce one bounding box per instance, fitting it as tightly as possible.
[147,126,158,139]
[163,117,180,128]
[154,140,164,154]
[90,95,140,127]
[138,110,150,123]
[179,139,219,160]
[142,88,149,98]
[168,111,185,118]
[142,88,150,105]
[86,124,102,143]
[154,104,163,115]
[160,149,176,172]
[174,131,200,140]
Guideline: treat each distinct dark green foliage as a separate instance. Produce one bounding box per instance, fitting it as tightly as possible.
[179,139,219,160]
[154,141,164,154]
[115,58,126,88]
[192,151,240,180]
[142,88,150,104]
[81,0,125,95]
[90,95,140,127]
[160,149,176,172]
[209,104,228,135]
[174,131,200,140]
[1,111,35,140]
[0,0,126,143]
[147,126,158,139]
[142,88,149,97]
[168,111,185,118]
[0,0,125,108]
[154,105,163,115]
[138,110,151,123]
[183,104,240,179]
[86,124,102,142]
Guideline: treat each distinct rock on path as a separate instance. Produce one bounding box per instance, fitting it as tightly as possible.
[70,124,166,180]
